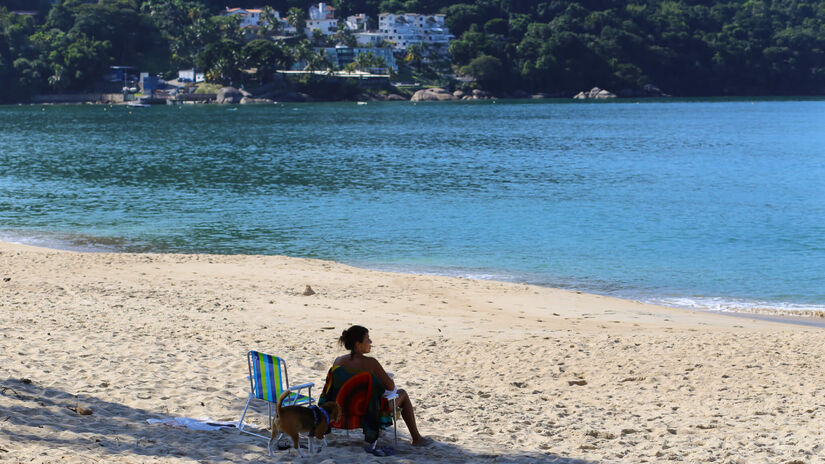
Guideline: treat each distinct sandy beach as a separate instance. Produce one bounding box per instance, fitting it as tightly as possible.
[1,241,824,463]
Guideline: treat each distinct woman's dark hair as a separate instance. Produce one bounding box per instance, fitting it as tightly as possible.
[339,325,368,358]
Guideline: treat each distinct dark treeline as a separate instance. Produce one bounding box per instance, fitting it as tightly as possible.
[1,0,824,102]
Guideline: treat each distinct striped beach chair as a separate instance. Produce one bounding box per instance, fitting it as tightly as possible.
[238,350,314,439]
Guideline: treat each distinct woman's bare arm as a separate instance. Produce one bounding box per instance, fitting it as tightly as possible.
[369,358,395,391]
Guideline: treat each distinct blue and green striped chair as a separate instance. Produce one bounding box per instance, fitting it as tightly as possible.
[238,350,314,439]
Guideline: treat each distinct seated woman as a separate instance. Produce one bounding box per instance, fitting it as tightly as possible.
[320,325,431,446]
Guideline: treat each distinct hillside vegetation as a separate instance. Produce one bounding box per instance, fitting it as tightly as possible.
[1,0,823,102]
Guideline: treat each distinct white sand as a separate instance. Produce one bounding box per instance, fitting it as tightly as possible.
[1,241,823,463]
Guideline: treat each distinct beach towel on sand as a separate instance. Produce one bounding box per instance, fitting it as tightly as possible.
[318,365,393,443]
[147,417,238,431]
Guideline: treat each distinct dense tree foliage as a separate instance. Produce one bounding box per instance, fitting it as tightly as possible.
[0,0,823,101]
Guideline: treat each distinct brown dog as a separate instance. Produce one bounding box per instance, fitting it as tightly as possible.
[269,391,341,457]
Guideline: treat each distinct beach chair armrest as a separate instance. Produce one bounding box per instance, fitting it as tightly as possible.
[287,382,314,391]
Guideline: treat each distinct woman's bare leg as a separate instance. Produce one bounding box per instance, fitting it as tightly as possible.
[395,389,429,445]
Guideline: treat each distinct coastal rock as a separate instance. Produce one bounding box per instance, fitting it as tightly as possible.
[410,88,458,102]
[277,92,313,102]
[573,87,617,99]
[239,97,274,104]
[531,93,550,99]
[250,78,287,98]
[385,94,407,101]
[216,87,243,104]
[453,90,465,98]
[643,84,668,97]
[471,89,490,98]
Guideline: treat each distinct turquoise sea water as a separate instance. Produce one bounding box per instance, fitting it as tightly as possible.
[1,99,823,313]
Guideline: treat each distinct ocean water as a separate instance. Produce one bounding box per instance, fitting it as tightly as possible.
[1,99,823,313]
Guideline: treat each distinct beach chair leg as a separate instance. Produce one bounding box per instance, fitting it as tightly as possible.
[392,398,397,446]
[238,394,253,432]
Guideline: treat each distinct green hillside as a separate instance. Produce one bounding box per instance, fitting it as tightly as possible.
[1,0,823,101]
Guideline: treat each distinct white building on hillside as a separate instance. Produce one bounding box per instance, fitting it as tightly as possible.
[378,13,453,52]
[222,7,296,34]
[346,14,369,31]
[223,7,263,28]
[354,32,384,46]
[306,3,338,37]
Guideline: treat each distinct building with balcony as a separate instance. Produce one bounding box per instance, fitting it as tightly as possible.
[377,13,453,53]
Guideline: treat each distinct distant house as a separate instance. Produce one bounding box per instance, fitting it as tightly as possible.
[354,32,384,46]
[317,46,396,72]
[346,14,369,31]
[140,73,160,95]
[306,2,338,37]
[378,13,454,53]
[103,66,138,84]
[223,7,263,28]
[177,69,205,83]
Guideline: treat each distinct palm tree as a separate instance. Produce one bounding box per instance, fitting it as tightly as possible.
[259,6,281,38]
[306,50,334,74]
[292,40,314,69]
[287,7,306,37]
[354,51,386,73]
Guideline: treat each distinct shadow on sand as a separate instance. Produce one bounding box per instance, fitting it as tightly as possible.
[0,377,593,463]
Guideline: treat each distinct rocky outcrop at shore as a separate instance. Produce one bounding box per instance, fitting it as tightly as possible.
[354,93,407,102]
[239,97,274,104]
[573,87,617,99]
[216,83,313,103]
[453,89,497,100]
[216,87,246,104]
[574,84,670,99]
[618,84,671,98]
[410,87,458,102]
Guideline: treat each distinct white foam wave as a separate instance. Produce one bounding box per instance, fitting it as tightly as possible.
[646,296,825,314]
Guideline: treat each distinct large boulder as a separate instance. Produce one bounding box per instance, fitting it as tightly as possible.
[216,87,243,104]
[596,90,616,99]
[573,87,617,99]
[410,87,458,102]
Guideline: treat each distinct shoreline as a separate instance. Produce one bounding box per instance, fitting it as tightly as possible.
[2,235,822,324]
[2,240,824,463]
[18,94,825,106]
